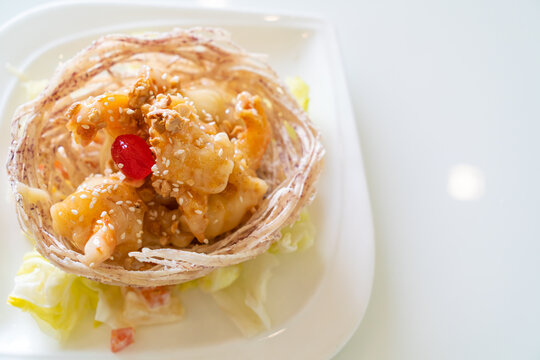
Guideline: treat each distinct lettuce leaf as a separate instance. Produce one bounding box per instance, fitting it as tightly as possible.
[269,208,315,254]
[7,252,98,341]
[199,265,241,293]
[286,76,310,111]
[209,253,279,337]
[8,252,184,340]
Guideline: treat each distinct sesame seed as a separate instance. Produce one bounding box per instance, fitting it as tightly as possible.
[109,209,114,214]
[118,163,124,169]
[137,239,142,244]
[126,109,135,115]
[195,209,203,215]
[172,188,178,192]
[108,97,115,102]
[92,191,99,196]
[81,124,90,130]
[80,194,88,199]
[162,232,167,236]
[240,196,243,203]
[203,238,209,244]
[148,201,155,206]
[129,207,136,212]
[165,159,170,167]
[178,198,184,205]
[163,170,169,175]
[108,223,114,230]
[119,107,123,114]
[161,73,167,80]
[187,191,193,198]
[110,256,114,260]
[174,149,185,156]
[171,75,179,82]
[137,219,142,225]
[116,201,123,205]
[109,116,114,121]
[97,219,103,224]
[218,148,223,157]
[172,214,177,221]
[107,110,113,114]
[121,233,126,240]
[104,102,109,106]
[71,209,78,215]
[126,200,132,205]
[58,211,63,216]
[113,184,118,190]
[77,115,82,123]
[100,211,107,217]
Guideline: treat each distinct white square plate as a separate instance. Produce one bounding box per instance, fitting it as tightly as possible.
[0,2,374,359]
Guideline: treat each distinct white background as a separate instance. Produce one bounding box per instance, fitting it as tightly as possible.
[1,1,539,359]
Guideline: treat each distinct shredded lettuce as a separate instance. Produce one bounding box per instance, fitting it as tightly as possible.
[8,252,184,340]
[286,76,310,111]
[209,253,279,337]
[199,265,241,293]
[7,252,98,341]
[270,209,315,254]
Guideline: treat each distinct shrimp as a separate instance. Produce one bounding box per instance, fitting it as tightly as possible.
[233,91,272,169]
[50,173,146,266]
[146,93,235,194]
[65,66,170,146]
[66,93,138,146]
[205,174,268,239]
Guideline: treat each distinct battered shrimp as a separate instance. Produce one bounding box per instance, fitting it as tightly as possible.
[66,93,139,146]
[59,68,273,253]
[145,94,236,241]
[146,93,235,194]
[233,91,272,169]
[50,173,146,266]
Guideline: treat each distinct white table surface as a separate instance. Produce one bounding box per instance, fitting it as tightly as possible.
[1,1,539,359]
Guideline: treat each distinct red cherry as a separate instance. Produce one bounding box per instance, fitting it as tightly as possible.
[111,134,155,179]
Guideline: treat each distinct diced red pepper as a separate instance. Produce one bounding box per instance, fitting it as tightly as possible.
[138,286,171,308]
[111,327,135,353]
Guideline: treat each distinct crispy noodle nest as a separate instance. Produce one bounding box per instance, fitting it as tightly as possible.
[6,28,324,286]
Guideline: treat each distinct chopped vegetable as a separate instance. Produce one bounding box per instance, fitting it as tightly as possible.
[269,209,315,254]
[7,252,98,341]
[286,76,310,111]
[111,327,135,353]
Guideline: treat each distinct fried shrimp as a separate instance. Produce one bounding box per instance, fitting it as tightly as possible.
[50,173,146,266]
